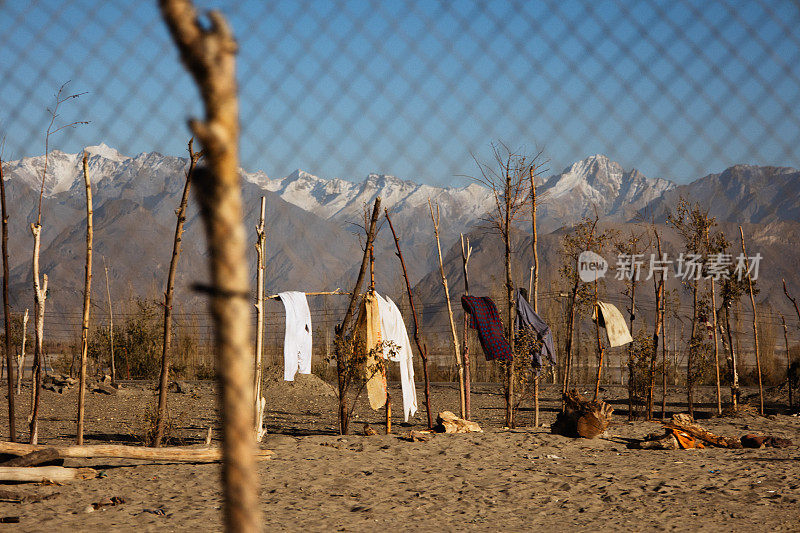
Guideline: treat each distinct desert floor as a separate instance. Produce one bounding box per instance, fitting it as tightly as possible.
[0,373,798,532]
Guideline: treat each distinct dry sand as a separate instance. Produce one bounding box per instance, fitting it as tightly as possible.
[1,375,798,532]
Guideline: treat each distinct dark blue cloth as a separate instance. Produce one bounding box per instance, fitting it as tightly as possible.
[461,296,513,362]
[514,289,556,369]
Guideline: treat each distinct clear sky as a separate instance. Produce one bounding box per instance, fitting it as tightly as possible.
[1,0,798,186]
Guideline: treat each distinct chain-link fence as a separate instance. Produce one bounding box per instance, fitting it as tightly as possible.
[2,1,799,387]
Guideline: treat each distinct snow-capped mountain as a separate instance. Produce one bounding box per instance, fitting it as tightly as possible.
[537,154,675,230]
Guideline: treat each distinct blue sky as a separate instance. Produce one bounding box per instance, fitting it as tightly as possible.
[1,0,798,186]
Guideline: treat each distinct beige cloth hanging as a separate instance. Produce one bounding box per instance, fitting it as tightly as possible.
[592,301,634,347]
[355,292,387,410]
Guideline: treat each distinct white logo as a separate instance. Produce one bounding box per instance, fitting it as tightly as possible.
[578,250,608,282]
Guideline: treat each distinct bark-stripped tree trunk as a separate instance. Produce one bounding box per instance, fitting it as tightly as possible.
[384,209,433,429]
[0,155,15,441]
[661,299,668,419]
[503,170,515,428]
[688,279,698,418]
[739,226,764,416]
[334,197,381,435]
[103,259,115,384]
[16,310,28,395]
[429,199,465,418]
[460,233,472,420]
[724,303,739,408]
[153,139,200,447]
[28,225,47,445]
[76,152,93,445]
[253,196,266,442]
[159,2,259,530]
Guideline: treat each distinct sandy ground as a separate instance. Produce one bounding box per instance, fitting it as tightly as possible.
[0,374,799,532]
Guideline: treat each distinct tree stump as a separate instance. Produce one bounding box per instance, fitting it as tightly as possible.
[551,390,613,439]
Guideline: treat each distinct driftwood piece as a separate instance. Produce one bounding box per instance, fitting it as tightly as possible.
[0,448,62,467]
[552,390,613,439]
[661,413,741,448]
[0,442,273,462]
[434,411,482,434]
[0,466,96,483]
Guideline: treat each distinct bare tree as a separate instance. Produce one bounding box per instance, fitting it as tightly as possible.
[153,139,202,447]
[667,198,713,418]
[76,152,93,444]
[29,83,87,444]
[469,142,543,428]
[16,310,28,395]
[0,146,15,441]
[159,2,259,530]
[739,226,764,415]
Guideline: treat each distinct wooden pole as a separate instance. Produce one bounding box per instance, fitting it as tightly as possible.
[661,300,668,419]
[384,209,433,429]
[460,233,472,420]
[0,154,15,442]
[781,313,792,410]
[16,310,28,395]
[253,196,266,442]
[648,231,664,420]
[76,152,93,445]
[369,242,391,434]
[159,2,259,530]
[154,139,200,447]
[739,226,764,416]
[706,228,722,416]
[103,259,115,384]
[530,166,540,427]
[724,303,739,409]
[593,280,605,401]
[429,199,465,418]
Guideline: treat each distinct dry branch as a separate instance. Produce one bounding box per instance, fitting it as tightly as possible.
[384,209,433,429]
[159,1,258,530]
[429,199,465,418]
[154,138,201,447]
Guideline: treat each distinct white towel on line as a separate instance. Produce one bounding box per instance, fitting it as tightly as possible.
[278,291,313,381]
[375,293,418,421]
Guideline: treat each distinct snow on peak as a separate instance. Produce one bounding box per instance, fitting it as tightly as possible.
[85,143,126,162]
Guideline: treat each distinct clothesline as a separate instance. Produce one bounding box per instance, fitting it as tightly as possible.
[266,288,351,300]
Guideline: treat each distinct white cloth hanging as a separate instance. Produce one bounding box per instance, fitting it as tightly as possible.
[592,301,634,348]
[278,291,313,381]
[375,293,418,421]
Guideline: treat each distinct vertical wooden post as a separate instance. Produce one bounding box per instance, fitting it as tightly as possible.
[76,152,93,445]
[253,196,266,441]
[648,231,663,420]
[739,226,764,416]
[159,2,259,530]
[706,228,722,416]
[781,313,792,410]
[0,154,15,442]
[724,303,739,409]
[384,209,433,429]
[661,300,668,419]
[28,223,47,445]
[593,280,605,401]
[460,234,472,420]
[103,259,115,385]
[530,166,541,427]
[429,199,465,418]
[154,139,200,447]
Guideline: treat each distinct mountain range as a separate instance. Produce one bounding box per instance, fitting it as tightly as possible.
[2,145,799,348]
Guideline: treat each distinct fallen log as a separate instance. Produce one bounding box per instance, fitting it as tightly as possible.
[0,448,61,467]
[0,442,273,462]
[0,466,97,483]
